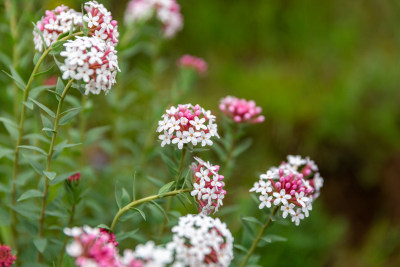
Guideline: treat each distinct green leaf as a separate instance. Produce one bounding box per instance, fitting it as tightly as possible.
[56,77,65,99]
[85,126,110,145]
[33,65,54,77]
[17,189,43,202]
[241,216,255,237]
[43,171,56,181]
[0,117,17,128]
[131,208,146,221]
[49,41,66,55]
[96,224,110,230]
[59,107,81,125]
[31,99,55,118]
[241,216,264,226]
[41,114,53,137]
[160,152,178,172]
[50,171,78,185]
[232,138,253,157]
[121,188,131,207]
[132,171,137,201]
[23,100,34,110]
[2,69,26,91]
[22,154,44,175]
[115,229,139,242]
[147,176,164,187]
[42,127,56,133]
[115,181,122,209]
[260,234,287,244]
[18,145,47,156]
[149,200,168,221]
[234,244,249,253]
[158,181,175,197]
[33,238,47,253]
[33,53,41,65]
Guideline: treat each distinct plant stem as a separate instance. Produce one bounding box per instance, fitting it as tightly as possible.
[240,206,279,267]
[79,95,86,167]
[110,188,190,232]
[56,204,76,267]
[37,79,74,262]
[157,147,187,241]
[9,32,83,252]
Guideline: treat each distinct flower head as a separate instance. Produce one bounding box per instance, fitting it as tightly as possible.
[33,5,83,52]
[0,244,16,267]
[177,54,208,75]
[191,157,226,214]
[68,172,81,183]
[219,96,264,124]
[84,1,119,46]
[64,225,120,267]
[157,104,219,149]
[125,0,183,38]
[168,214,234,267]
[250,155,323,225]
[60,36,120,95]
[121,241,173,267]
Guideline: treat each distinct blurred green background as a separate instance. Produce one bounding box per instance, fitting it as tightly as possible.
[1,0,400,266]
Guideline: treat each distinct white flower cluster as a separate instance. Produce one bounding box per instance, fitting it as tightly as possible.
[168,214,234,267]
[83,1,119,46]
[33,5,82,52]
[157,104,219,150]
[250,155,323,226]
[125,0,183,38]
[60,36,120,95]
[191,157,226,215]
[121,241,173,267]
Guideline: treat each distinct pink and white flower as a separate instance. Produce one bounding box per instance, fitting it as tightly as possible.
[219,96,265,124]
[168,214,234,267]
[0,243,17,267]
[124,0,183,38]
[84,1,119,46]
[60,36,120,95]
[33,5,82,52]
[250,155,324,226]
[157,104,219,149]
[191,157,226,214]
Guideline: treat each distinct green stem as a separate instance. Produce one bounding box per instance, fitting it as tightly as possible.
[79,95,86,167]
[224,124,239,178]
[56,204,76,267]
[157,147,187,241]
[9,31,83,255]
[37,79,74,262]
[110,188,190,232]
[240,206,279,267]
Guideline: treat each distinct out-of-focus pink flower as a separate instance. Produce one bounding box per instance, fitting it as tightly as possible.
[68,172,81,183]
[219,96,265,124]
[64,226,120,267]
[0,244,17,267]
[124,0,183,38]
[177,54,208,75]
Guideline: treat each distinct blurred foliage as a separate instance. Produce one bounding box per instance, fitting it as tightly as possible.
[0,0,400,266]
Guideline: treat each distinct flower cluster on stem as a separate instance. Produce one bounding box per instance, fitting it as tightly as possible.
[83,1,119,46]
[157,104,219,149]
[168,214,234,267]
[124,0,183,38]
[191,157,226,214]
[250,155,324,225]
[33,5,82,52]
[60,36,120,95]
[219,96,264,124]
[0,244,17,267]
[177,54,208,75]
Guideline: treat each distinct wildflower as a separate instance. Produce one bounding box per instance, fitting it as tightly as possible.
[64,226,120,267]
[60,36,120,95]
[83,1,119,46]
[0,244,16,267]
[68,172,81,182]
[219,96,265,124]
[168,214,234,267]
[177,55,208,75]
[33,5,83,52]
[250,155,324,226]
[124,0,183,38]
[121,241,173,266]
[157,104,219,149]
[190,157,226,214]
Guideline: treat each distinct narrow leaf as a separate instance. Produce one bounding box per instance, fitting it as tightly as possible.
[132,208,146,221]
[17,189,43,202]
[18,145,47,156]
[33,238,47,253]
[43,171,56,181]
[31,99,55,118]
[158,181,175,197]
[150,200,168,221]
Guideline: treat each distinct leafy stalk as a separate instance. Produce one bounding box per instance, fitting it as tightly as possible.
[110,188,191,232]
[37,79,74,262]
[9,31,83,254]
[239,206,279,267]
